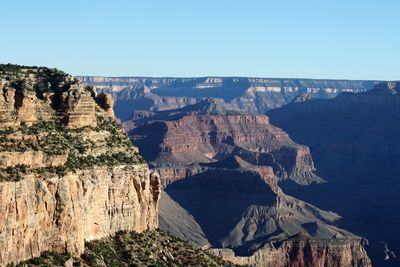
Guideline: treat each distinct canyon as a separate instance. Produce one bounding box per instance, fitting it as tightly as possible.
[2,67,384,266]
[267,81,400,266]
[127,99,371,266]
[78,76,379,120]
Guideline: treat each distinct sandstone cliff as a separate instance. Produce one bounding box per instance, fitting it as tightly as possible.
[0,64,161,266]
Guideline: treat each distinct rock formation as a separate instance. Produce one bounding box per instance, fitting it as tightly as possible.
[267,81,400,266]
[126,99,371,266]
[130,99,322,186]
[0,64,161,266]
[77,76,379,120]
[211,233,371,267]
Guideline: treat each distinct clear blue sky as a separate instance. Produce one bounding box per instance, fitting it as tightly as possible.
[1,0,399,80]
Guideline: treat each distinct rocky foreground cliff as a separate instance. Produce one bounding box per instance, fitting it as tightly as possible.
[0,64,161,266]
[17,230,236,267]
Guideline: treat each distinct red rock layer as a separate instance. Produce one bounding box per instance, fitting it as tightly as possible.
[133,114,322,185]
[160,115,290,153]
[212,236,371,267]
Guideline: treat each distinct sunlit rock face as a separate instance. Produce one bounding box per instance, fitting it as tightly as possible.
[0,64,161,266]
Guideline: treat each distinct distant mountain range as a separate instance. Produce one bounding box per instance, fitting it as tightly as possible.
[77,76,380,120]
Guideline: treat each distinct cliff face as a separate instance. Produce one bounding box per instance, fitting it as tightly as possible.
[212,234,371,267]
[0,166,160,265]
[267,81,400,266]
[130,99,322,186]
[77,76,379,120]
[126,100,371,266]
[0,64,161,266]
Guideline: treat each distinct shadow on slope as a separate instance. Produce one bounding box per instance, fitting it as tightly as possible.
[164,169,276,247]
[267,82,400,266]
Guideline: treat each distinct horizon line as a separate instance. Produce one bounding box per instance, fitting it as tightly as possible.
[75,74,392,83]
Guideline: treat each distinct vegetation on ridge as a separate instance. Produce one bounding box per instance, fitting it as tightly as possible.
[0,117,145,182]
[15,230,239,267]
[0,63,90,92]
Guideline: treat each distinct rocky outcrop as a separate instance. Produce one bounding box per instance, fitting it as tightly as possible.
[95,91,115,117]
[0,64,161,266]
[77,76,380,120]
[130,99,323,186]
[0,66,101,129]
[0,151,68,168]
[211,234,371,267]
[63,84,97,128]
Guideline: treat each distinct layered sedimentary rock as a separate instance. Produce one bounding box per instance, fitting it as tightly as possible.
[211,234,371,267]
[0,64,161,266]
[0,166,160,265]
[130,99,322,186]
[267,81,400,266]
[63,84,98,128]
[127,99,371,265]
[0,151,68,168]
[0,69,105,129]
[77,76,379,120]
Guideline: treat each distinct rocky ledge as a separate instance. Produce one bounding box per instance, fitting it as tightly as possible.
[0,64,161,266]
[211,233,371,267]
[18,230,238,267]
